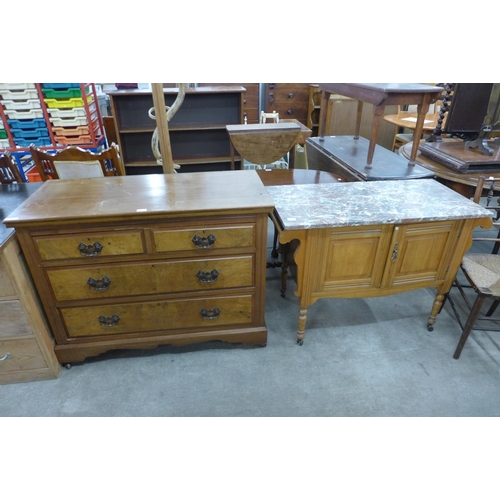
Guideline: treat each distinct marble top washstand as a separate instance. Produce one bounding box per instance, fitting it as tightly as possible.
[266,178,492,231]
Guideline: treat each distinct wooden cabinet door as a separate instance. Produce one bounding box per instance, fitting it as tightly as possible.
[381,221,460,289]
[313,225,394,297]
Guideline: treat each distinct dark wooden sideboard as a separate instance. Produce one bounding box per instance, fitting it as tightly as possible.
[108,86,245,175]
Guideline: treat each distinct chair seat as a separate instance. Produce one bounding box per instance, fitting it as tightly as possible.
[462,253,500,297]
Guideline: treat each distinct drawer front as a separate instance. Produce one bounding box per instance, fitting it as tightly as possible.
[153,225,255,253]
[61,294,254,337]
[0,259,16,297]
[270,87,309,104]
[47,256,254,301]
[0,300,33,338]
[35,230,145,261]
[0,337,47,373]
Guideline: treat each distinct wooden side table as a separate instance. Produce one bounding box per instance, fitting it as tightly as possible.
[318,83,443,167]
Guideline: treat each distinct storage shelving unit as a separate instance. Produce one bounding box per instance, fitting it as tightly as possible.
[0,83,106,180]
[108,86,245,175]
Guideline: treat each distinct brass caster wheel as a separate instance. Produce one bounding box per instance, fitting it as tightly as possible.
[297,339,304,346]
[427,324,434,332]
[64,363,72,369]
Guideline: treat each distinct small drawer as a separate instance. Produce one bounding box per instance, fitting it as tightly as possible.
[47,256,254,301]
[0,300,33,338]
[34,231,146,262]
[153,225,255,253]
[0,337,47,374]
[0,260,17,297]
[61,294,255,338]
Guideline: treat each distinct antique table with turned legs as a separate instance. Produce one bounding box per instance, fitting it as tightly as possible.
[265,179,492,345]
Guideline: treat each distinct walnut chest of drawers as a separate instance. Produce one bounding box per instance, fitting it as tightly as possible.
[4,171,274,365]
[1,184,61,383]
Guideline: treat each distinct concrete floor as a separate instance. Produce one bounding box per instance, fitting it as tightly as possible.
[2,217,500,417]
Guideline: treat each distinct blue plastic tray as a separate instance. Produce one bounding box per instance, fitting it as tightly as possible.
[41,83,81,89]
[11,128,49,138]
[8,118,47,130]
[14,137,52,147]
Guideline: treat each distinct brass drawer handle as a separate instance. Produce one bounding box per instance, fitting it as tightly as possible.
[288,92,294,98]
[200,307,221,320]
[192,234,216,248]
[78,242,103,257]
[99,314,120,327]
[87,276,111,291]
[0,353,12,362]
[269,92,274,103]
[287,109,293,115]
[391,242,399,261]
[196,269,219,283]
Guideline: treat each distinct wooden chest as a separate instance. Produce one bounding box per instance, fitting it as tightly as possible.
[4,171,274,365]
[263,83,310,125]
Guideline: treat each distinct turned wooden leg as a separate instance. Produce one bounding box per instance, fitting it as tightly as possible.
[427,292,445,331]
[297,307,308,345]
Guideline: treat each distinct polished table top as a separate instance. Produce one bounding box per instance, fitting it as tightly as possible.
[256,168,344,186]
[266,179,491,231]
[383,112,439,131]
[319,83,443,106]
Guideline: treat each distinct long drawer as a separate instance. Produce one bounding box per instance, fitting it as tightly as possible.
[34,230,146,261]
[47,256,254,301]
[153,224,255,253]
[0,337,48,374]
[0,300,33,337]
[60,293,255,337]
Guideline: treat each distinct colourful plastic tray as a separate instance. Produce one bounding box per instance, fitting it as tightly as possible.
[5,109,44,120]
[0,83,35,90]
[11,128,49,138]
[49,116,89,127]
[0,130,7,139]
[42,88,84,99]
[47,107,87,118]
[44,96,91,108]
[41,83,80,89]
[0,138,11,148]
[52,126,90,137]
[0,88,39,100]
[14,137,52,147]
[1,99,41,110]
[7,118,47,130]
[55,135,92,145]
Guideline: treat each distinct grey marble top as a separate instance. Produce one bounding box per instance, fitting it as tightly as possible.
[266,179,493,231]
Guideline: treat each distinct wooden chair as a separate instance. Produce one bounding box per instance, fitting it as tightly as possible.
[0,151,24,183]
[30,143,125,181]
[447,176,500,359]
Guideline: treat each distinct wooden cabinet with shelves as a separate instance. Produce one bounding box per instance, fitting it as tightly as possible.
[197,83,260,124]
[307,84,322,136]
[108,86,245,175]
[5,171,274,365]
[263,83,310,125]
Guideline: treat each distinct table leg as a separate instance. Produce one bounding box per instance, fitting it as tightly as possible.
[409,96,432,166]
[427,291,446,331]
[355,100,363,139]
[319,91,330,140]
[366,105,385,168]
[288,144,296,169]
[297,307,308,345]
